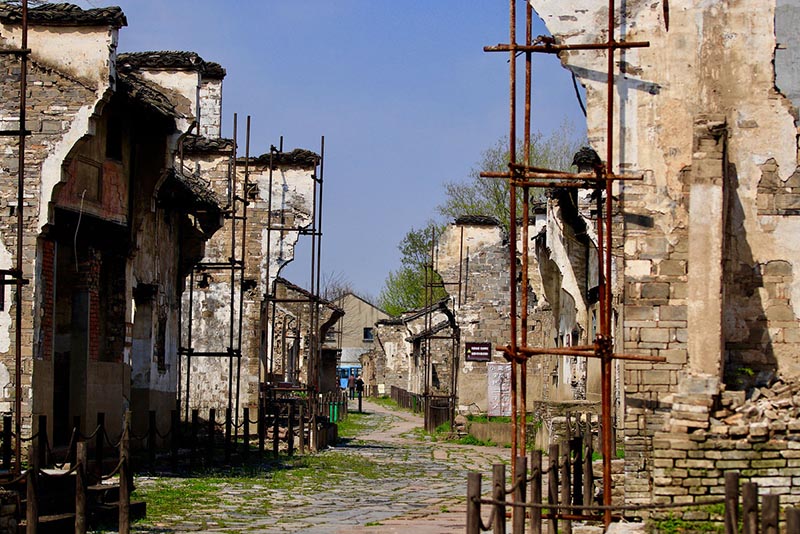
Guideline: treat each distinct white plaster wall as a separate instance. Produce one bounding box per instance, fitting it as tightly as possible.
[0,25,116,87]
[139,70,199,121]
[254,168,315,294]
[199,79,222,138]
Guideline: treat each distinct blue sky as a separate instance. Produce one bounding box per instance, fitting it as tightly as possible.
[76,0,585,299]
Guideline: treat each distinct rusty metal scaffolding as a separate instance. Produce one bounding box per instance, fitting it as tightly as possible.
[483,0,664,527]
[262,136,326,402]
[421,226,460,433]
[0,0,31,474]
[179,114,253,427]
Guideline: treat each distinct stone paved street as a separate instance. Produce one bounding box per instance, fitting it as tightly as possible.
[131,399,510,533]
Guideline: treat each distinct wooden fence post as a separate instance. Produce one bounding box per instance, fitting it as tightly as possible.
[493,464,506,534]
[170,409,179,472]
[531,449,542,534]
[95,412,105,479]
[119,411,131,534]
[742,481,758,534]
[26,443,38,534]
[548,444,559,534]
[467,472,482,534]
[513,456,527,534]
[37,414,47,468]
[582,431,593,516]
[762,494,779,534]
[298,404,305,455]
[75,441,87,534]
[258,401,265,457]
[224,408,232,463]
[190,409,199,469]
[148,410,157,467]
[288,402,295,457]
[206,408,215,466]
[724,471,740,534]
[243,407,250,460]
[272,402,280,458]
[560,441,572,534]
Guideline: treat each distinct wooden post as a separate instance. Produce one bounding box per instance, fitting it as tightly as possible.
[560,441,572,534]
[243,407,250,460]
[358,390,362,413]
[582,431,593,515]
[72,415,81,466]
[311,412,319,453]
[75,441,87,534]
[787,507,800,534]
[207,408,216,465]
[224,408,232,463]
[95,412,105,479]
[37,414,47,468]
[742,481,758,534]
[762,494,779,534]
[513,456,527,534]
[724,471,740,534]
[298,404,305,455]
[170,410,179,472]
[531,449,542,534]
[258,401,265,457]
[2,415,10,471]
[467,472,482,534]
[26,443,38,534]
[572,431,583,508]
[548,444,559,534]
[493,464,506,534]
[190,409,199,469]
[288,402,295,457]
[148,410,156,467]
[272,402,280,458]
[119,411,131,534]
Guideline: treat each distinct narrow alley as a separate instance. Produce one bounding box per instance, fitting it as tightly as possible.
[131,401,508,534]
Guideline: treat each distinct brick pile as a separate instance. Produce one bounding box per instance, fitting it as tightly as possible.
[651,373,800,518]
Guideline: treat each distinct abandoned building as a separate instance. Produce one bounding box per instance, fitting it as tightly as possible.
[268,277,343,394]
[0,1,330,456]
[0,4,229,443]
[364,0,800,513]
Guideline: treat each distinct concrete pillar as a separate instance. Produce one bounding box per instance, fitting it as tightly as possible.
[686,116,727,377]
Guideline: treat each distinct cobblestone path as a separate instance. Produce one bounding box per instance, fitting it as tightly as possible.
[131,399,510,533]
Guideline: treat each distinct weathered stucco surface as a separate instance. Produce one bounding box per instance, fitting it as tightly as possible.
[531,0,800,509]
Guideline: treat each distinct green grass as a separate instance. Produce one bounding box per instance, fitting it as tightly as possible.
[133,451,389,525]
[370,395,400,410]
[337,412,372,440]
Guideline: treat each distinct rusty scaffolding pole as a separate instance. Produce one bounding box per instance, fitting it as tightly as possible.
[262,137,326,421]
[0,0,31,474]
[178,113,251,427]
[422,227,461,433]
[483,0,664,528]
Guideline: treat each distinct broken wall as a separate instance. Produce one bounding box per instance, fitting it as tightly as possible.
[531,0,800,507]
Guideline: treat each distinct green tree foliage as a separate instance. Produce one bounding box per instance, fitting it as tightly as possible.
[437,122,584,229]
[378,223,448,316]
[379,123,583,315]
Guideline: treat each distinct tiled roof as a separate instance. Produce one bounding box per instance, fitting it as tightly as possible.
[117,51,226,79]
[247,149,320,169]
[182,134,234,154]
[0,3,126,27]
[454,215,501,226]
[160,168,223,214]
[116,71,182,119]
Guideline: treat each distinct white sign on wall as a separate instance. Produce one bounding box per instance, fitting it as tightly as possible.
[487,362,511,417]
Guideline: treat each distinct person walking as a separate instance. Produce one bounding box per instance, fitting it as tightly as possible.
[347,372,356,400]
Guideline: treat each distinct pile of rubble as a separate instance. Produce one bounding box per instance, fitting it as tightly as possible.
[712,377,800,441]
[665,372,800,441]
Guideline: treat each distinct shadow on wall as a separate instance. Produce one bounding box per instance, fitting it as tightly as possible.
[723,162,781,391]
